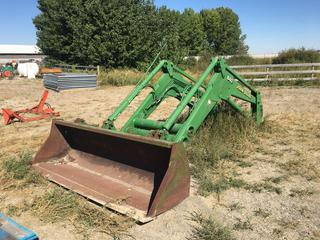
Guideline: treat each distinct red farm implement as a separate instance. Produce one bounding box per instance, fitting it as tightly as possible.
[2,90,60,125]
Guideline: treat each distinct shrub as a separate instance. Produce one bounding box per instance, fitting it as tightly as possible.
[225,55,255,66]
[253,57,273,65]
[273,48,320,64]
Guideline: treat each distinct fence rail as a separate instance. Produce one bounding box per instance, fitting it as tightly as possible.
[231,63,320,69]
[230,62,320,81]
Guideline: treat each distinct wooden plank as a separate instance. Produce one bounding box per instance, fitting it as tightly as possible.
[239,70,320,76]
[248,77,320,82]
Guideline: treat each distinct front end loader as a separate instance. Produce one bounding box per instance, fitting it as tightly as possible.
[33,57,263,222]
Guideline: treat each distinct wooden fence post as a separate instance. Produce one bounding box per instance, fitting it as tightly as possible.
[97,65,100,76]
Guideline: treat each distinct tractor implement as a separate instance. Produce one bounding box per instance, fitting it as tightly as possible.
[33,57,263,222]
[2,90,59,125]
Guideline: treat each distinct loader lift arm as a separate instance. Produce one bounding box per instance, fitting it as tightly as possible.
[104,57,263,142]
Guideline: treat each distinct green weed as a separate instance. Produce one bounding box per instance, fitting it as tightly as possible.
[289,188,315,197]
[233,218,253,231]
[254,208,271,218]
[232,159,253,168]
[277,218,299,229]
[272,228,284,237]
[197,176,247,197]
[6,204,20,217]
[229,203,244,211]
[279,159,319,181]
[245,182,282,194]
[264,175,288,184]
[189,212,235,240]
[2,152,33,180]
[0,151,44,188]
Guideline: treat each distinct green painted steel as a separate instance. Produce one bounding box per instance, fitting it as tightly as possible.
[103,57,263,142]
[1,65,14,72]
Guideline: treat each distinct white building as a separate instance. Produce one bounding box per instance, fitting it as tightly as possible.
[0,44,45,64]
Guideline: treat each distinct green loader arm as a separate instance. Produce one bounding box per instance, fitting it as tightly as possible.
[103,57,263,142]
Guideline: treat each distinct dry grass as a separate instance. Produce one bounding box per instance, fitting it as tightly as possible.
[186,110,274,196]
[25,187,133,238]
[99,68,143,86]
[279,158,319,181]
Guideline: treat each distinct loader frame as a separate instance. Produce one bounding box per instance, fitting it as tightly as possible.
[32,57,263,222]
[104,57,263,142]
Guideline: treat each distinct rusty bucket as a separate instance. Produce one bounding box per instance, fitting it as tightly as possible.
[33,120,190,222]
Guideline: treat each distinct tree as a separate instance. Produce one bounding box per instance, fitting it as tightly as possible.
[155,6,184,63]
[34,0,159,67]
[33,0,76,63]
[178,8,207,56]
[34,1,249,67]
[201,8,248,55]
[200,9,220,51]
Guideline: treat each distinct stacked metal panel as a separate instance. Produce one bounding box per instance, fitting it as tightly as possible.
[43,73,97,91]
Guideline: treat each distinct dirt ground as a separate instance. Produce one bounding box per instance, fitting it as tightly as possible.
[0,79,319,240]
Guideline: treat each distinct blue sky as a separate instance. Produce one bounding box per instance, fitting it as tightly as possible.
[1,0,319,54]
